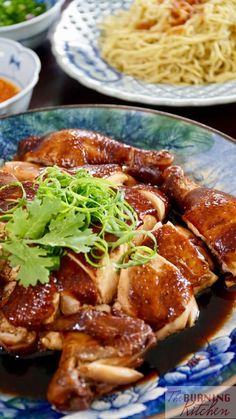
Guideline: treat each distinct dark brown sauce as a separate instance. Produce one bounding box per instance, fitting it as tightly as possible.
[0,281,235,399]
[0,352,60,398]
[145,280,236,374]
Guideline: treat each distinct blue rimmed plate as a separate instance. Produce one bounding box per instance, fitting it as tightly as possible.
[52,0,236,107]
[0,105,235,419]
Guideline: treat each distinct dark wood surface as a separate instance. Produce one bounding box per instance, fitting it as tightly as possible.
[30,6,236,141]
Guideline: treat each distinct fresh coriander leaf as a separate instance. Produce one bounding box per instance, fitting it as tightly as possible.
[3,241,57,287]
[50,211,86,232]
[35,211,97,253]
[49,229,97,253]
[5,197,63,240]
[6,207,29,238]
[25,197,63,239]
[1,166,157,287]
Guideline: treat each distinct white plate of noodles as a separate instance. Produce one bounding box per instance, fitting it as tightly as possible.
[52,0,236,106]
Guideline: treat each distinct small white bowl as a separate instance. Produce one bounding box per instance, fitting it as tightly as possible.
[0,38,41,116]
[0,0,65,49]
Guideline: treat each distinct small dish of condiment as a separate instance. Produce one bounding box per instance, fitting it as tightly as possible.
[0,78,20,103]
[0,0,65,49]
[0,37,40,116]
[0,0,47,27]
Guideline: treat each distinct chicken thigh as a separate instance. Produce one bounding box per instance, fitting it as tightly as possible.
[15,129,174,184]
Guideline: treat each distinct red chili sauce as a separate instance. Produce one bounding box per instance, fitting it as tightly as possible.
[0,78,20,103]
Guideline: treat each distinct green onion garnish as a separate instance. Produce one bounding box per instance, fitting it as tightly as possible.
[0,167,157,287]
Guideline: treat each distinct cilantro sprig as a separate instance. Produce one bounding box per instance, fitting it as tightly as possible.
[0,167,157,287]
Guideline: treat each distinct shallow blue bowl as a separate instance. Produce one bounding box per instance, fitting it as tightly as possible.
[0,105,235,419]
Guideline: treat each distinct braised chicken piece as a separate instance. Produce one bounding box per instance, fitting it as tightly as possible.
[15,129,174,184]
[2,161,135,187]
[0,170,17,186]
[51,182,169,315]
[0,170,37,212]
[2,277,59,328]
[47,307,155,411]
[1,161,42,181]
[144,222,217,295]
[0,254,37,355]
[58,249,125,314]
[0,170,22,212]
[175,225,216,272]
[0,259,59,351]
[1,160,137,186]
[1,129,232,413]
[57,254,99,316]
[69,164,137,186]
[0,311,36,353]
[2,161,134,186]
[117,254,199,340]
[124,184,169,227]
[224,275,236,288]
[162,166,236,275]
[0,274,16,309]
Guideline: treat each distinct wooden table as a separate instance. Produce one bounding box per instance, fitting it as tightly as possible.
[30,11,236,141]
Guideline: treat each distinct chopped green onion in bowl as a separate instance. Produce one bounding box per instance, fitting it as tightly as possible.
[0,0,47,26]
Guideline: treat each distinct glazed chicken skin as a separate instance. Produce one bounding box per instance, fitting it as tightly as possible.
[1,129,233,413]
[1,161,42,182]
[144,222,217,295]
[46,307,155,411]
[1,161,137,187]
[0,168,170,316]
[162,166,236,276]
[0,170,37,212]
[117,254,199,340]
[1,162,169,238]
[0,248,156,409]
[15,129,174,184]
[124,184,169,226]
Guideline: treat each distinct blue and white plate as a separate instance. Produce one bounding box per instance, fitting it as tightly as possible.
[0,105,235,419]
[52,0,236,107]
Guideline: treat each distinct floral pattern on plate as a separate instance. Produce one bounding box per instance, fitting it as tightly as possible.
[52,0,236,106]
[1,329,236,419]
[0,105,235,419]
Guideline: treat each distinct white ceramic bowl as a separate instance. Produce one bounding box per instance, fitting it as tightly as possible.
[0,38,41,116]
[0,0,65,49]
